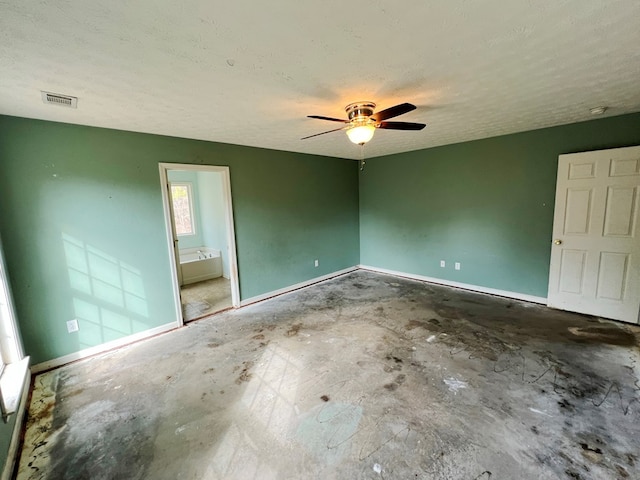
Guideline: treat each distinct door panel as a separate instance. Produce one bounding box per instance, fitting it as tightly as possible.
[603,186,636,236]
[548,145,640,323]
[610,156,640,176]
[596,252,628,301]
[559,250,587,294]
[568,161,596,179]
[564,188,592,234]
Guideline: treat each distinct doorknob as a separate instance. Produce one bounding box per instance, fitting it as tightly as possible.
[554,239,562,245]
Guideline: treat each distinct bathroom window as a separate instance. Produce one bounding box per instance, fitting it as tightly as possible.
[170,183,196,236]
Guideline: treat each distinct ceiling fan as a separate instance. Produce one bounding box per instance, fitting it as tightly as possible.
[302,101,426,145]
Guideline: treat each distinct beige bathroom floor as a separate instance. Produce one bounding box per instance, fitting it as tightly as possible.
[180,277,232,321]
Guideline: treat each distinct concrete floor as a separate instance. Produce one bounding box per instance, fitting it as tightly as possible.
[17,271,640,479]
[181,277,232,322]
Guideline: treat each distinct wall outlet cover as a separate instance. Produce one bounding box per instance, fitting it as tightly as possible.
[440,260,446,268]
[455,262,461,270]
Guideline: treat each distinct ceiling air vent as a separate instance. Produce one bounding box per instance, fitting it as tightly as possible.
[41,91,78,108]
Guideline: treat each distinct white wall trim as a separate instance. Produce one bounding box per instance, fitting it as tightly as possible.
[30,323,177,374]
[240,267,359,307]
[29,265,546,374]
[358,265,548,305]
[158,163,188,327]
[1,368,30,480]
[31,267,359,372]
[159,163,242,322]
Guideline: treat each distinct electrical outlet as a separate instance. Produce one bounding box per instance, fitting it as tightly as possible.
[67,319,79,333]
[455,262,461,270]
[440,260,445,268]
[314,259,319,267]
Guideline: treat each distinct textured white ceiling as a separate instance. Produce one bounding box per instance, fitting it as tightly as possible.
[1,1,639,159]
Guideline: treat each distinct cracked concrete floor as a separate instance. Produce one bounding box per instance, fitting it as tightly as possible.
[17,271,640,479]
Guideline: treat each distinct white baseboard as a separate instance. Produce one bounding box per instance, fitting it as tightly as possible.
[29,264,545,374]
[30,267,355,372]
[240,266,359,307]
[31,322,179,373]
[1,367,30,480]
[358,265,547,305]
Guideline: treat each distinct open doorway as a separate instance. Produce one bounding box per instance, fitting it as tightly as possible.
[159,164,240,323]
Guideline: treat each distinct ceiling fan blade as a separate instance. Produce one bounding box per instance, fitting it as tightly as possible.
[307,115,348,123]
[377,121,426,130]
[301,126,346,140]
[371,102,417,122]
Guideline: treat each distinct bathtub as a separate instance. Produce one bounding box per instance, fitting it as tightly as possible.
[178,247,222,285]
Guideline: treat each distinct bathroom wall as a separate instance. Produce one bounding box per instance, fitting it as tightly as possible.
[167,169,230,277]
[166,170,204,250]
[197,171,231,278]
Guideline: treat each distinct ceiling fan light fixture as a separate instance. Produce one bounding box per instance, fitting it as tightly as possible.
[302,100,425,144]
[346,124,375,145]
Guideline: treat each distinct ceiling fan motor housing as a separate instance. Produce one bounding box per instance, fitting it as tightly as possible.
[345,102,376,122]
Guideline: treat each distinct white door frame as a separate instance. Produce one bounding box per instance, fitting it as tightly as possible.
[159,163,241,325]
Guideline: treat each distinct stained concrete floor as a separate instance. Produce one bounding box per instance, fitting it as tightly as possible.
[17,271,640,479]
[181,277,232,322]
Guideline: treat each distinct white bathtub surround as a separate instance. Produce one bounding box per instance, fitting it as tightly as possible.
[179,247,222,285]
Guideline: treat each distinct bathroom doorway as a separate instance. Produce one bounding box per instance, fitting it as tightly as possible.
[159,164,240,323]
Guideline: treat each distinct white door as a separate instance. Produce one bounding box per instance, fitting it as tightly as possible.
[547,145,640,324]
[166,182,184,286]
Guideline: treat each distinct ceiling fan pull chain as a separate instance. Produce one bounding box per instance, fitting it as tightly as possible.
[360,144,366,171]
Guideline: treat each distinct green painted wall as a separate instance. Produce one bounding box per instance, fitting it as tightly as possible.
[0,115,360,365]
[2,112,639,366]
[360,112,640,298]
